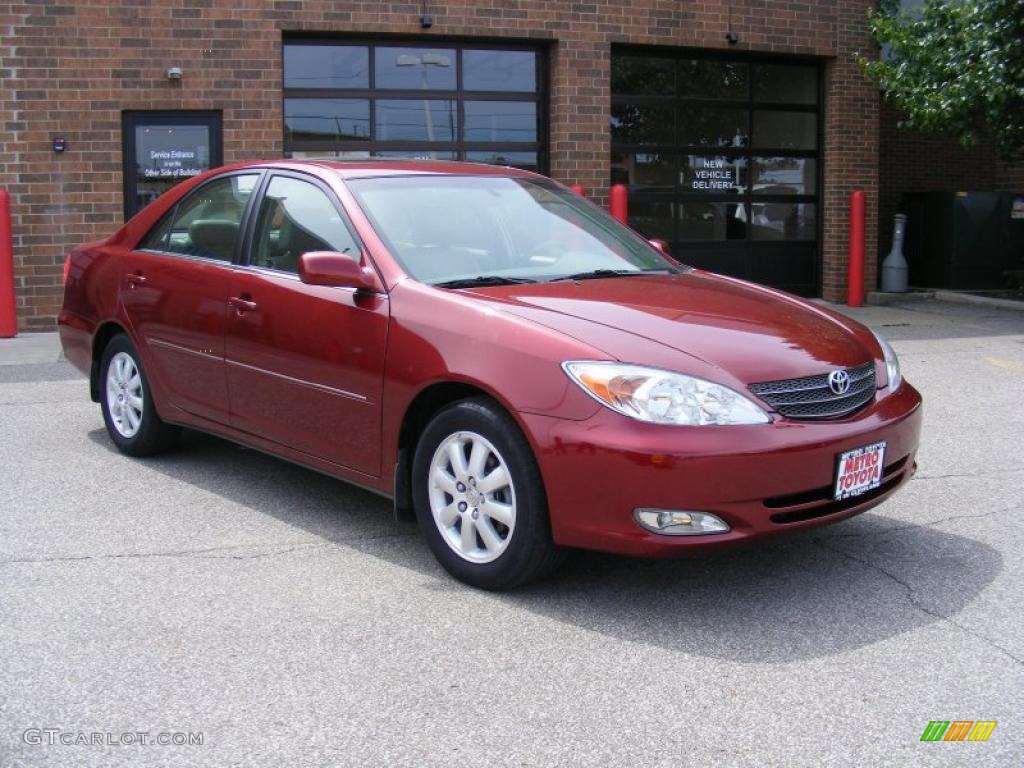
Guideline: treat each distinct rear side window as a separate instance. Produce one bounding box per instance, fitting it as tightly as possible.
[160,174,259,262]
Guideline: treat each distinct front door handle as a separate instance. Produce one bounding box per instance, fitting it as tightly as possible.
[125,272,147,288]
[228,296,259,313]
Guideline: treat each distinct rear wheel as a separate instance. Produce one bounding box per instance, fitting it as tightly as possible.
[412,397,564,589]
[99,334,179,456]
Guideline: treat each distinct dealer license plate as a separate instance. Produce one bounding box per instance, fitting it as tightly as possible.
[834,441,886,500]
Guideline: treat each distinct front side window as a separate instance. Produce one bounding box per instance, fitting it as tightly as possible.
[164,174,259,262]
[348,175,675,285]
[251,176,359,274]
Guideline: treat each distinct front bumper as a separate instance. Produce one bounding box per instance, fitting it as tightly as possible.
[521,382,923,556]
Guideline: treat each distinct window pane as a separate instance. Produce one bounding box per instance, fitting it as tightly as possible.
[372,150,457,160]
[678,59,748,99]
[753,111,817,149]
[611,103,674,145]
[284,99,370,141]
[375,99,457,141]
[680,155,746,194]
[375,47,456,89]
[629,199,674,242]
[751,203,816,240]
[133,124,212,213]
[611,56,674,95]
[251,176,358,272]
[752,157,817,195]
[463,50,536,92]
[283,45,368,89]
[610,152,674,190]
[463,101,536,143]
[679,106,748,148]
[167,174,258,261]
[752,64,817,104]
[464,150,538,171]
[678,201,748,241]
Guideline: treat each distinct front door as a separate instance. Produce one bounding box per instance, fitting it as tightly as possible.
[225,173,388,477]
[120,172,259,424]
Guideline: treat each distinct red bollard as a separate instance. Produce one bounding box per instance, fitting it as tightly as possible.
[847,188,865,308]
[0,189,16,338]
[570,184,586,197]
[609,184,628,224]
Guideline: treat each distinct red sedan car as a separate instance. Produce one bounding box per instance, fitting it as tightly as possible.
[59,160,922,589]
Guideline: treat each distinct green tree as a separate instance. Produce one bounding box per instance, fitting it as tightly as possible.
[861,0,1024,160]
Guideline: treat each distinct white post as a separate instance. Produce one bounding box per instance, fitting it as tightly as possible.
[881,213,908,293]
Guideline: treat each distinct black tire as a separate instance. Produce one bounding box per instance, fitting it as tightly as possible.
[412,397,565,590]
[99,334,180,457]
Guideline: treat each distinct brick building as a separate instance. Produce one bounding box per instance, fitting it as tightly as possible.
[1,0,1020,330]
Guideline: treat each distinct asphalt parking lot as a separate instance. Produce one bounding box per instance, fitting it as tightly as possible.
[1,298,1022,767]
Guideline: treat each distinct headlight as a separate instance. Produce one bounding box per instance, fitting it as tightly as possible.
[562,361,770,426]
[872,331,901,392]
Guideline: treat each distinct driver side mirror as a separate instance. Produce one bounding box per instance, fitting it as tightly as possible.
[298,251,378,292]
[648,238,673,259]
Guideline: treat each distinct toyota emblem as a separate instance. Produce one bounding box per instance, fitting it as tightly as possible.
[828,369,851,395]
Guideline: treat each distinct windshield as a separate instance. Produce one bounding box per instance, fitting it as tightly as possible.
[345,175,682,285]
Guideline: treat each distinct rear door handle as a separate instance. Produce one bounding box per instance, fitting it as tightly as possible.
[125,272,147,287]
[228,296,259,313]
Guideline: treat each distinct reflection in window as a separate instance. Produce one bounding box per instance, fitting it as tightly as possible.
[752,64,817,104]
[283,45,368,89]
[753,111,817,149]
[464,50,536,91]
[284,99,370,141]
[375,100,457,142]
[629,199,674,242]
[751,203,816,240]
[611,56,675,95]
[678,59,748,99]
[464,151,538,171]
[375,47,456,89]
[678,201,748,241]
[752,157,816,195]
[464,101,537,142]
[611,103,674,145]
[610,152,674,189]
[373,150,458,161]
[679,106,748,148]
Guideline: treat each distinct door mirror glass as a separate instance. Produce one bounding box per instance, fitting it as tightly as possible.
[299,251,376,291]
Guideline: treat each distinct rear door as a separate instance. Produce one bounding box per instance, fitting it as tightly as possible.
[225,171,388,477]
[120,172,260,424]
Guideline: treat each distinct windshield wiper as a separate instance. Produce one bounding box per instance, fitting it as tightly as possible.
[432,275,538,289]
[549,268,672,282]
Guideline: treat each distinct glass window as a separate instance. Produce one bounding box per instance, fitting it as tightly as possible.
[464,150,538,171]
[166,174,259,261]
[752,64,817,104]
[372,150,458,161]
[752,157,816,195]
[375,47,456,90]
[375,99,457,142]
[751,203,816,240]
[611,103,674,145]
[680,155,746,194]
[678,201,748,241]
[678,59,748,99]
[464,101,537,143]
[629,200,675,242]
[284,99,370,141]
[610,152,674,190]
[679,107,748,148]
[139,210,174,251]
[463,50,536,92]
[251,176,359,273]
[752,111,817,149]
[283,45,368,89]
[611,56,674,96]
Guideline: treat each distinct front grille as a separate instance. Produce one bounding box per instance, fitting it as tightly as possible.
[749,362,876,420]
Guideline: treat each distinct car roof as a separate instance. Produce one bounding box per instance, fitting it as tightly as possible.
[239,158,542,180]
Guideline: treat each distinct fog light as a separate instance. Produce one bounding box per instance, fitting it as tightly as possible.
[634,508,730,536]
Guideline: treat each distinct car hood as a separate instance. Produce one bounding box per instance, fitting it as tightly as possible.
[466,270,878,384]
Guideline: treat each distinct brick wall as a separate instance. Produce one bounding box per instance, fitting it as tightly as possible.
[3,0,879,328]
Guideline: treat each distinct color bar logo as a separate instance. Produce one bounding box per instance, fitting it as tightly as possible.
[920,721,997,742]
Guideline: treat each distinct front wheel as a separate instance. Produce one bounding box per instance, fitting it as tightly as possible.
[99,334,180,456]
[412,398,564,590]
